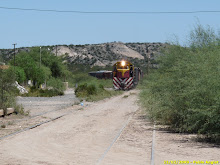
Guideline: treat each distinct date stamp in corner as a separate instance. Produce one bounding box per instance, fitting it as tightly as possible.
[164,160,219,164]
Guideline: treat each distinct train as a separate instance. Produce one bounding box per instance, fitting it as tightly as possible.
[113,60,142,90]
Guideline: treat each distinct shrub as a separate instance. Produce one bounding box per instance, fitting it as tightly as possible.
[22,87,64,97]
[1,124,6,128]
[140,23,220,143]
[75,81,122,101]
[14,104,29,116]
[75,83,97,97]
[47,77,65,92]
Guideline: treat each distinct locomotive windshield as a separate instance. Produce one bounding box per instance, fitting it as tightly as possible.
[117,65,129,69]
[116,61,130,69]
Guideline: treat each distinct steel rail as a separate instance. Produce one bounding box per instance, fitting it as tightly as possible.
[150,124,156,165]
[0,110,74,141]
[96,113,134,165]
[2,104,76,127]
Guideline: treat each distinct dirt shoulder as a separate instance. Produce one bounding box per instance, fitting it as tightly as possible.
[0,88,79,138]
[154,126,220,164]
[17,88,78,116]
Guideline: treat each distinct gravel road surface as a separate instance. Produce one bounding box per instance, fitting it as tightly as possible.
[17,89,78,116]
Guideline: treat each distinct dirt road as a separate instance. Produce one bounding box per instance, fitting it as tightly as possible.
[0,90,219,165]
[17,89,79,116]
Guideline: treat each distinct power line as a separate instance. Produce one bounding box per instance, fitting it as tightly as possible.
[0,6,220,14]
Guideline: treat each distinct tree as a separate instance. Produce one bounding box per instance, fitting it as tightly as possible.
[0,55,3,63]
[0,68,16,109]
[189,23,217,49]
[11,52,37,81]
[51,60,62,78]
[14,66,26,84]
[9,47,70,88]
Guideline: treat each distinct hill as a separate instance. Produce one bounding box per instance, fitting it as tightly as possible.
[0,42,167,68]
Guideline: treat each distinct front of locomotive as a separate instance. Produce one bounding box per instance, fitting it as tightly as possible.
[113,60,134,90]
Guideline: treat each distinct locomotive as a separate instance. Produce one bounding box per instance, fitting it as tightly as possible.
[113,60,142,90]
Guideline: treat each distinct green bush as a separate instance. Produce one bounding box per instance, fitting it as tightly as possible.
[140,23,220,143]
[72,73,94,84]
[72,71,120,101]
[75,81,122,101]
[75,83,97,97]
[47,77,65,92]
[68,73,113,89]
[22,87,64,97]
[14,104,29,116]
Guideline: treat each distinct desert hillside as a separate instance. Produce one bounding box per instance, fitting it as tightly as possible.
[0,42,167,67]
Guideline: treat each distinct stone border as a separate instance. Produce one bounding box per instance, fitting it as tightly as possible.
[6,108,14,115]
[0,109,3,116]
[0,108,14,117]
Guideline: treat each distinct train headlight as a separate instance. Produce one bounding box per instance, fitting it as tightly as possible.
[121,61,125,66]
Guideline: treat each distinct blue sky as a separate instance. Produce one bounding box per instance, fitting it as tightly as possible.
[0,0,220,49]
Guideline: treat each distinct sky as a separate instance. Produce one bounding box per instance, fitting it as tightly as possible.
[0,0,220,49]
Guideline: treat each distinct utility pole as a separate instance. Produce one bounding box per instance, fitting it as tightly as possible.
[147,53,150,75]
[144,47,150,75]
[40,47,41,68]
[56,45,57,56]
[12,43,17,72]
[1,82,3,109]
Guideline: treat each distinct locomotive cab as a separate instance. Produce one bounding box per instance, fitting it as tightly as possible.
[113,61,135,90]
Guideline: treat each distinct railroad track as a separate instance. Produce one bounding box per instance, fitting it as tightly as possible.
[0,102,82,141]
[0,91,156,164]
[5,104,76,126]
[0,107,156,165]
[0,106,78,140]
[96,112,156,165]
